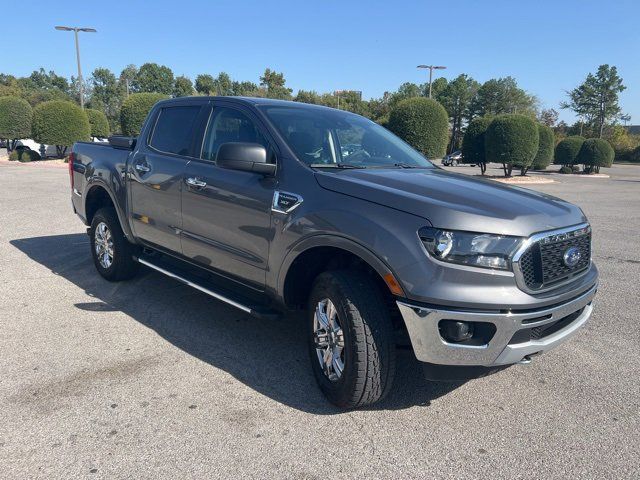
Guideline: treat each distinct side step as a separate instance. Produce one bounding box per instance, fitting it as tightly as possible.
[135,255,281,320]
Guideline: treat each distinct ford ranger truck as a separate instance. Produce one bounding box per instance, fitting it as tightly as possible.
[70,97,598,408]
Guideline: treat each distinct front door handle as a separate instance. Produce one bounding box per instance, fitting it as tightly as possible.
[135,163,150,173]
[186,177,207,189]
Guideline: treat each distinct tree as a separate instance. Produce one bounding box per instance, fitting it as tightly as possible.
[429,77,448,101]
[173,76,194,97]
[0,96,33,151]
[294,90,321,104]
[461,116,491,174]
[259,68,292,99]
[577,138,614,173]
[120,92,168,136]
[469,77,537,118]
[89,68,122,129]
[438,74,480,151]
[561,65,625,138]
[532,124,555,170]
[195,74,216,95]
[31,100,90,157]
[539,108,559,127]
[214,72,233,96]
[554,136,585,166]
[119,64,138,96]
[85,108,110,138]
[485,114,539,176]
[388,97,449,158]
[231,80,258,96]
[132,63,174,95]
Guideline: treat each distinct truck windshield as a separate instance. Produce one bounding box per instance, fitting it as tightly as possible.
[261,106,434,169]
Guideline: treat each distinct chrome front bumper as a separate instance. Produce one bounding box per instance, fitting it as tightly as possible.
[397,284,597,366]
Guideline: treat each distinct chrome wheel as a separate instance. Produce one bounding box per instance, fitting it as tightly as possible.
[94,222,114,269]
[313,298,345,381]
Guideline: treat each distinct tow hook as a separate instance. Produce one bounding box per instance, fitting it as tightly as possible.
[518,351,542,365]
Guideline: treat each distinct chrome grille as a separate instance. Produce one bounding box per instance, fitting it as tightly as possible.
[514,224,591,293]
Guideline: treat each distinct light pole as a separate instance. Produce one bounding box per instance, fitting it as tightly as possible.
[417,65,447,98]
[55,26,97,108]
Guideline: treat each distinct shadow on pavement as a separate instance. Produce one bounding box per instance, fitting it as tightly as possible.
[11,233,464,413]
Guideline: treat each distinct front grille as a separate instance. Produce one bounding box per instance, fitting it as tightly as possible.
[516,225,591,291]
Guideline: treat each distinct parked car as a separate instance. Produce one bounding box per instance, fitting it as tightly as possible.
[442,150,463,166]
[70,97,598,408]
[15,139,58,158]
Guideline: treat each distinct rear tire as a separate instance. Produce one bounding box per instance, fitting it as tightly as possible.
[307,270,396,408]
[90,207,140,281]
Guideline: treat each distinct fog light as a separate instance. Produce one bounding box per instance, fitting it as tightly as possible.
[440,320,474,343]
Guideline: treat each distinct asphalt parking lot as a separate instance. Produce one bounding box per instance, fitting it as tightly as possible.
[1,161,638,479]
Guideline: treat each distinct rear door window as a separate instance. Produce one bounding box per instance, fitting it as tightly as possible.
[150,106,201,156]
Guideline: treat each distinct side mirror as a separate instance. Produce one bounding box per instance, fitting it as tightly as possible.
[109,135,136,150]
[216,142,276,176]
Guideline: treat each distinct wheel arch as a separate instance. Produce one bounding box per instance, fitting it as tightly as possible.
[84,182,135,242]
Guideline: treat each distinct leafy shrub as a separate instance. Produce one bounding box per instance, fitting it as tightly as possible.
[0,96,32,143]
[85,108,110,138]
[9,148,41,162]
[388,97,449,158]
[461,116,491,174]
[554,136,585,166]
[577,138,614,173]
[558,165,573,174]
[630,145,640,163]
[485,114,539,176]
[31,100,90,157]
[120,93,168,136]
[532,124,554,170]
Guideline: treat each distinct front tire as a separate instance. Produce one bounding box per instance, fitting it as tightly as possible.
[308,270,396,408]
[90,207,140,281]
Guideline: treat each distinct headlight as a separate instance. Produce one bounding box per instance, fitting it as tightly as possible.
[419,227,523,270]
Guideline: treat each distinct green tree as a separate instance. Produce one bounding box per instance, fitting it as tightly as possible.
[561,64,626,138]
[31,100,90,157]
[576,138,614,173]
[259,68,292,99]
[85,108,110,138]
[461,116,491,174]
[0,96,33,150]
[118,64,138,96]
[195,74,216,95]
[554,136,585,166]
[294,90,321,104]
[532,124,555,170]
[429,77,448,101]
[539,108,559,127]
[485,114,539,176]
[469,77,537,118]
[120,92,168,136]
[231,80,258,96]
[173,76,194,97]
[133,63,174,95]
[214,72,233,96]
[438,74,480,151]
[388,97,449,158]
[89,68,122,130]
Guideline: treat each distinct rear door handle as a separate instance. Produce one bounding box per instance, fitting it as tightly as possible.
[186,177,207,189]
[135,163,150,173]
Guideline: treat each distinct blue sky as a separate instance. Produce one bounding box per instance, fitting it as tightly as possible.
[2,0,638,123]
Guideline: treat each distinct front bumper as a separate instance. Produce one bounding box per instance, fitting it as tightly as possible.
[397,283,597,366]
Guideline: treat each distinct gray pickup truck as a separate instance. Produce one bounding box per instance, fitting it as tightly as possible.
[70,97,598,408]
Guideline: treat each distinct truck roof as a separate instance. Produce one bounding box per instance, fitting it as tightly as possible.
[156,96,352,114]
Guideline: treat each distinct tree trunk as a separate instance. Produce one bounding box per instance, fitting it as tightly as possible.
[480,163,487,175]
[520,166,529,176]
[56,146,68,158]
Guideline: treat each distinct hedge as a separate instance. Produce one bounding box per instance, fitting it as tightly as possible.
[0,96,32,142]
[31,101,91,157]
[576,138,614,173]
[461,116,491,174]
[9,148,41,162]
[387,97,449,158]
[554,136,585,166]
[485,114,539,176]
[120,93,168,136]
[85,108,110,138]
[532,124,554,170]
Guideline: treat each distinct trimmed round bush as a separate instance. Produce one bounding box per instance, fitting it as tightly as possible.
[462,116,491,173]
[388,97,449,158]
[31,101,90,157]
[0,96,32,141]
[85,108,110,138]
[532,124,554,170]
[554,136,585,166]
[629,145,640,163]
[576,138,614,173]
[120,93,168,136]
[485,114,539,175]
[9,148,41,162]
[558,165,573,174]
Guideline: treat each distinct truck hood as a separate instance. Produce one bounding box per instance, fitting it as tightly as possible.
[314,168,586,237]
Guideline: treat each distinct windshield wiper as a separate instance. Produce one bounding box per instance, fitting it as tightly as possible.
[393,162,416,168]
[310,163,366,169]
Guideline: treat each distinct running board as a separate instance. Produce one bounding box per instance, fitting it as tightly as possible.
[136,257,280,320]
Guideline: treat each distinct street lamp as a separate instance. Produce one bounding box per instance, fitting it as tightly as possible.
[55,26,97,108]
[417,65,447,98]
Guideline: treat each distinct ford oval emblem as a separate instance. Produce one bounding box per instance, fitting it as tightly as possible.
[563,247,582,268]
